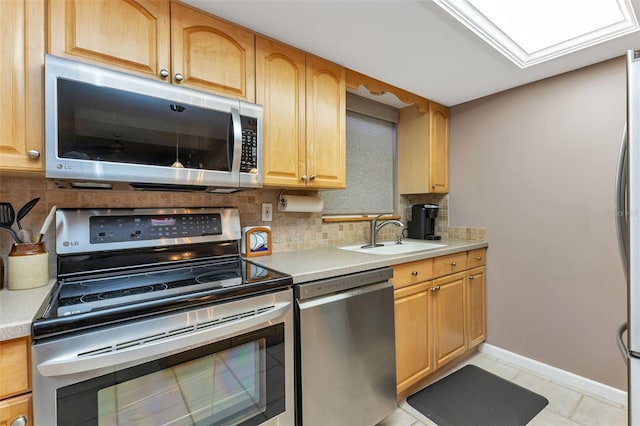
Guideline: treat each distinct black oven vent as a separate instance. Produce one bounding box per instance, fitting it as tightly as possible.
[75,305,276,358]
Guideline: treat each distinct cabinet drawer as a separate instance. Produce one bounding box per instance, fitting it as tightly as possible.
[0,393,32,426]
[467,248,486,268]
[0,337,30,400]
[433,252,468,278]
[392,259,434,289]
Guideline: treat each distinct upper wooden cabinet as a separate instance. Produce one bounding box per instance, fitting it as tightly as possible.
[48,0,170,78]
[398,102,450,194]
[257,37,346,189]
[170,2,254,100]
[0,0,45,173]
[48,0,255,101]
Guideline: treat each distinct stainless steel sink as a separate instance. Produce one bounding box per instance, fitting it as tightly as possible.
[339,241,446,255]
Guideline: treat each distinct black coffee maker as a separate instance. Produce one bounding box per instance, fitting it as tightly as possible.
[407,203,441,240]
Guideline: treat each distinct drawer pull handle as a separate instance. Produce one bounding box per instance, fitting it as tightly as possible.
[476,256,482,261]
[11,416,27,426]
[451,261,457,267]
[411,271,418,276]
[430,286,441,292]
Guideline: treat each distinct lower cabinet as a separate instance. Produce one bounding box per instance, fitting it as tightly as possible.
[0,337,32,426]
[392,248,486,400]
[394,281,435,396]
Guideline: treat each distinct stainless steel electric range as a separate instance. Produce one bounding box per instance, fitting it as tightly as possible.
[31,207,294,426]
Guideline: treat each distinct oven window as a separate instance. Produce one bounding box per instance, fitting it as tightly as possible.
[56,324,285,426]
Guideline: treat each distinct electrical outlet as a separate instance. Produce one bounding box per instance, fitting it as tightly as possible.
[262,203,272,221]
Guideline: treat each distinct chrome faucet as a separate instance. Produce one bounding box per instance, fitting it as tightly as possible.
[362,214,405,248]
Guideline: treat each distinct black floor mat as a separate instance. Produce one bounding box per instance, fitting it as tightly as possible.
[406,365,549,426]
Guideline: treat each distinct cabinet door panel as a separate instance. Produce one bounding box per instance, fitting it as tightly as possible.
[0,338,30,400]
[306,56,346,189]
[433,272,466,368]
[394,282,433,395]
[0,0,43,172]
[467,267,486,348]
[171,2,255,101]
[0,394,32,426]
[257,38,306,187]
[48,0,170,78]
[429,103,449,193]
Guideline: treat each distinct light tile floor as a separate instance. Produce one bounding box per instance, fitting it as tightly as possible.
[377,352,628,426]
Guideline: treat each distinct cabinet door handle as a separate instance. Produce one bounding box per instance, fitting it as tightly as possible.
[301,175,308,182]
[174,73,184,82]
[27,150,40,159]
[469,275,475,280]
[476,256,482,261]
[451,261,457,267]
[11,415,27,426]
[432,184,436,189]
[430,286,441,292]
[309,174,316,180]
[159,68,169,78]
[411,271,418,276]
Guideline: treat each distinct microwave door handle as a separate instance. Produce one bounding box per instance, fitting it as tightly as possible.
[230,107,242,174]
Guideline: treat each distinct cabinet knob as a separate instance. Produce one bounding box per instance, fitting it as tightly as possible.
[27,150,40,159]
[159,68,169,78]
[469,275,475,280]
[301,175,308,181]
[476,256,482,261]
[451,261,457,267]
[432,184,436,189]
[430,286,441,292]
[411,271,418,276]
[11,416,27,426]
[174,73,184,82]
[309,175,316,180]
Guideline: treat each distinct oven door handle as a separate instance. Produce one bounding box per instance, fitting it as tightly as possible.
[36,301,292,377]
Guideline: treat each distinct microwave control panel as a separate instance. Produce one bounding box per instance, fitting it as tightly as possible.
[89,213,223,244]
[240,116,258,173]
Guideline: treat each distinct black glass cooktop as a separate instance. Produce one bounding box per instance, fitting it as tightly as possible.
[32,256,292,339]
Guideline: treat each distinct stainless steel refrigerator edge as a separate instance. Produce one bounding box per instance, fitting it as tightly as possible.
[618,48,640,426]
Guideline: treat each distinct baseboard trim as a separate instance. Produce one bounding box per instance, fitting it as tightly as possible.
[478,343,628,407]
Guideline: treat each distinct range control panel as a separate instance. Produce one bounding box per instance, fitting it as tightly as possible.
[89,213,222,244]
[56,208,241,255]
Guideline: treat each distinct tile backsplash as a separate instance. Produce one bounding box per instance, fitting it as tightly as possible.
[0,176,485,258]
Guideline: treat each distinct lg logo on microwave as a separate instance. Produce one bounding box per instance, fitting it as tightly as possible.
[57,164,72,170]
[62,241,80,247]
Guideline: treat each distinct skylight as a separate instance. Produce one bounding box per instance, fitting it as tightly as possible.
[432,0,639,68]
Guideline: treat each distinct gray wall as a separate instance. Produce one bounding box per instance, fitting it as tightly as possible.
[449,57,628,390]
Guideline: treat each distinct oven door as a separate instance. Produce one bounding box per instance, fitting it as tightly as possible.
[32,289,293,426]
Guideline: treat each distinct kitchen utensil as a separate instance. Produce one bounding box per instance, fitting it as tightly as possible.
[16,197,40,229]
[36,206,56,243]
[0,202,18,242]
[17,229,33,244]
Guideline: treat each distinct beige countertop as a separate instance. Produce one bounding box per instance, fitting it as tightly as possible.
[0,279,55,340]
[0,238,487,340]
[251,239,488,284]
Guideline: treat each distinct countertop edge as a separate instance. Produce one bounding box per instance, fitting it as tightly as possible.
[0,240,488,340]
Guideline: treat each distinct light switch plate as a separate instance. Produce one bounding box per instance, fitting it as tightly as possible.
[262,203,272,221]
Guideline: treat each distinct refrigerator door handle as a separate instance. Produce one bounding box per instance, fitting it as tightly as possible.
[618,322,630,365]
[615,124,628,276]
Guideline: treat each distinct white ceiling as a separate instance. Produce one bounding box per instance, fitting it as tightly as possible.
[182,0,640,107]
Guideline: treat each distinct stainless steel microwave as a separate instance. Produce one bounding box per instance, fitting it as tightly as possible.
[44,55,262,192]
